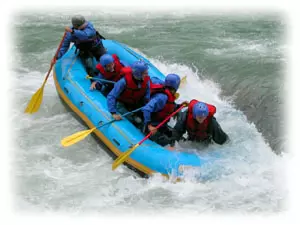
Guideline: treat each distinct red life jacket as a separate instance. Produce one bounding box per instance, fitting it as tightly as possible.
[117,67,150,106]
[186,99,216,141]
[150,83,176,123]
[95,54,124,82]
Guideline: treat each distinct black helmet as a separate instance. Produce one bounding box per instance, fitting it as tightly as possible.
[71,15,86,28]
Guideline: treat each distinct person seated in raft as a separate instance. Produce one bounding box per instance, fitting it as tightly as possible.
[107,61,150,127]
[52,15,106,77]
[141,74,189,147]
[90,53,125,95]
[170,100,229,148]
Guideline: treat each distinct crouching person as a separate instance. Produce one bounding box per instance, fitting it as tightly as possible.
[171,99,229,147]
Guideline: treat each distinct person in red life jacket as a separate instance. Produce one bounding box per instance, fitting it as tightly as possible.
[90,53,125,95]
[141,74,189,147]
[52,15,106,77]
[171,100,229,147]
[107,61,151,127]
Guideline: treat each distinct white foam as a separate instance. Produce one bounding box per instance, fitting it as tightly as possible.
[12,44,286,213]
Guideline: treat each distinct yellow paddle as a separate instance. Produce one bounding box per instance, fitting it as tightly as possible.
[61,107,143,147]
[24,32,67,114]
[61,127,97,147]
[179,75,187,88]
[112,104,187,170]
[173,76,187,99]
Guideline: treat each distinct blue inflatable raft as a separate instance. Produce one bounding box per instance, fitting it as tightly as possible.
[54,40,215,180]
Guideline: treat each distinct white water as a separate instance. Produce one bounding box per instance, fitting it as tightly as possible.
[11,48,287,213]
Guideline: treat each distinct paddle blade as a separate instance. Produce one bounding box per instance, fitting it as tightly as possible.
[61,127,96,147]
[179,75,187,88]
[112,143,140,170]
[24,86,45,114]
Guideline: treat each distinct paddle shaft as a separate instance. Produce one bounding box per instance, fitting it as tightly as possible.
[43,32,67,85]
[96,106,143,129]
[87,76,116,84]
[61,106,144,147]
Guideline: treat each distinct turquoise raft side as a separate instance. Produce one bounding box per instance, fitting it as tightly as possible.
[54,39,213,178]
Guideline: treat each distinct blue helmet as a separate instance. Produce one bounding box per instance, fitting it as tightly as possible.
[100,54,114,67]
[131,61,149,79]
[193,102,209,118]
[164,74,181,91]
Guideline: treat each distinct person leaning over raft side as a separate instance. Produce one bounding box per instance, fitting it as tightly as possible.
[141,74,189,147]
[90,53,125,95]
[52,15,106,76]
[170,99,229,147]
[106,61,151,128]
